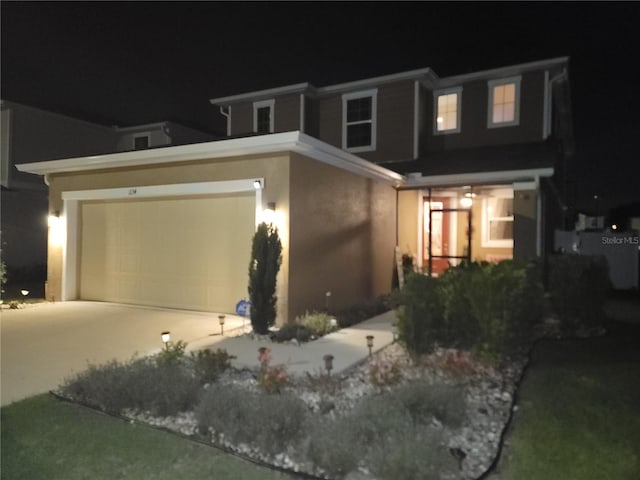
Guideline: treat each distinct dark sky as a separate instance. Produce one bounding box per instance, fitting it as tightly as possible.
[2,2,639,211]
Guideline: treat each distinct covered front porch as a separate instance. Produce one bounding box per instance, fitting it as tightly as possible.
[397,170,549,275]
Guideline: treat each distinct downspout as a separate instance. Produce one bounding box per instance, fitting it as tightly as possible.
[219,106,231,136]
[543,68,568,139]
[535,176,542,257]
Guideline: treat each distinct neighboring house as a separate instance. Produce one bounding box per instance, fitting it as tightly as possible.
[1,100,214,291]
[17,57,573,322]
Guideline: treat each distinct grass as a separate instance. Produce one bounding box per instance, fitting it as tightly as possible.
[1,394,288,480]
[494,320,640,480]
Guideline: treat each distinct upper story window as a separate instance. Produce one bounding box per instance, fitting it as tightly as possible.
[342,89,377,152]
[482,189,514,248]
[487,76,521,128]
[253,99,274,134]
[434,87,462,134]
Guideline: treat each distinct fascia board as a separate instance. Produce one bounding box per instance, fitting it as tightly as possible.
[316,68,434,95]
[16,131,404,185]
[209,83,313,105]
[400,168,554,189]
[437,57,569,88]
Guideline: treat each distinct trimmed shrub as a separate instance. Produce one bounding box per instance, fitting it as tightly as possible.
[548,254,610,328]
[190,348,235,385]
[368,429,457,480]
[195,385,308,455]
[156,340,187,365]
[298,311,335,336]
[248,222,282,334]
[334,294,391,328]
[307,418,361,477]
[272,323,314,343]
[60,357,200,416]
[392,381,466,429]
[396,273,444,355]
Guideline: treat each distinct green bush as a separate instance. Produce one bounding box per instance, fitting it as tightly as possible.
[396,273,444,355]
[248,222,283,334]
[397,261,545,362]
[298,311,335,336]
[548,254,610,329]
[60,357,201,416]
[392,381,466,429]
[195,385,308,455]
[156,340,187,365]
[368,429,457,480]
[307,418,361,477]
[272,323,314,343]
[190,348,235,385]
[334,294,391,328]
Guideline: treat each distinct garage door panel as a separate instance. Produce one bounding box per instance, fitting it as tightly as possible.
[80,194,255,312]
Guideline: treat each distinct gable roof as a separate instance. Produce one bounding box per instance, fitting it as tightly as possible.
[209,57,569,106]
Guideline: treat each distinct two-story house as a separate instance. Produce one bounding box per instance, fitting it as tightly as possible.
[210,57,572,275]
[17,57,572,322]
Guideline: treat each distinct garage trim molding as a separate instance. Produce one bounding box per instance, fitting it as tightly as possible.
[60,178,263,301]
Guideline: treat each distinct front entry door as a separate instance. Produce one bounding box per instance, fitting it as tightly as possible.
[423,198,450,275]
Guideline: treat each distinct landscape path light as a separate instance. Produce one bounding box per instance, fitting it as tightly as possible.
[161,331,171,350]
[366,335,374,357]
[20,289,29,298]
[218,314,226,335]
[323,354,334,376]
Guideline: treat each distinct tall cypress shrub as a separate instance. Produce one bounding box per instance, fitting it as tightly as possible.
[248,222,283,334]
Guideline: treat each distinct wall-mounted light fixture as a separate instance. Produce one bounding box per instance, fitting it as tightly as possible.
[253,179,262,189]
[262,202,276,224]
[460,191,476,208]
[48,211,64,247]
[161,331,171,350]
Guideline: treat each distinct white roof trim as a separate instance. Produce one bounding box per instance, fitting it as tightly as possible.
[210,83,312,106]
[401,168,554,189]
[16,131,404,186]
[437,57,569,87]
[316,68,436,95]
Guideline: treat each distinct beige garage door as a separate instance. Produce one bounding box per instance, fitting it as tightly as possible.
[79,193,255,312]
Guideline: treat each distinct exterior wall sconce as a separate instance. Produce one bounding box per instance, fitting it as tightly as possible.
[253,179,262,189]
[47,211,60,227]
[48,211,63,247]
[323,354,334,376]
[161,331,171,350]
[218,314,226,335]
[262,202,276,224]
[366,335,374,357]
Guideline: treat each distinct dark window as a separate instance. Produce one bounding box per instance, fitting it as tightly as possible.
[346,123,372,148]
[256,106,271,134]
[345,96,374,149]
[134,135,150,150]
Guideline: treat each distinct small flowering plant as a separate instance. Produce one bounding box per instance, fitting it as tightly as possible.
[257,347,289,394]
[368,357,402,388]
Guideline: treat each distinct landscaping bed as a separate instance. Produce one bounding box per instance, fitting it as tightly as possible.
[56,339,532,480]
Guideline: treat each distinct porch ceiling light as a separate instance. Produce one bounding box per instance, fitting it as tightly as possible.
[460,197,473,208]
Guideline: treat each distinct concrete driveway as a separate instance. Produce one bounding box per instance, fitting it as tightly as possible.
[0,301,248,406]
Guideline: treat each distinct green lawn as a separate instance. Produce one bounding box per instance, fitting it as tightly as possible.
[1,395,289,480]
[494,320,640,480]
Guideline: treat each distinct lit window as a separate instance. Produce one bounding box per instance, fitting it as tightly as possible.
[342,89,377,152]
[482,189,514,248]
[488,77,521,128]
[253,99,274,133]
[434,87,462,134]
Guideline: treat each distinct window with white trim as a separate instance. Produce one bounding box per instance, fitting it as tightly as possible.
[488,76,521,128]
[434,87,462,134]
[482,189,514,248]
[342,89,377,152]
[253,99,274,134]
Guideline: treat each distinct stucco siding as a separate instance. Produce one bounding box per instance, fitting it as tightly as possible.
[288,153,396,320]
[47,153,292,321]
[397,190,420,259]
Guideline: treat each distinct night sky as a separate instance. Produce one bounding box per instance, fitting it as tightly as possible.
[2,1,639,212]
